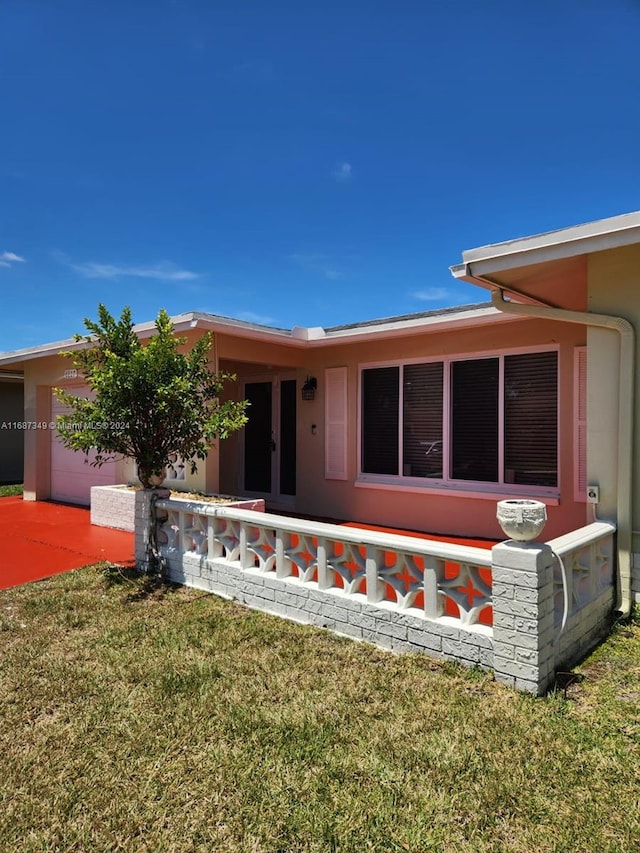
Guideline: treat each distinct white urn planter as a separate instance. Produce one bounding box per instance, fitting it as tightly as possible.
[496,499,547,542]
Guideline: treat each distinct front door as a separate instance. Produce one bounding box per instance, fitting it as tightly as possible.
[243,376,296,507]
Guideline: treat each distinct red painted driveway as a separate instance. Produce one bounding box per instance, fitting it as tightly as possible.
[0,497,134,590]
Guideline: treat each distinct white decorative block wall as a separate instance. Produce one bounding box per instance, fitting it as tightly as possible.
[632,552,640,605]
[91,485,136,531]
[491,541,556,695]
[164,551,494,666]
[91,484,264,533]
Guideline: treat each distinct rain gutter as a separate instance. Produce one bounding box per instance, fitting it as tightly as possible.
[460,266,634,617]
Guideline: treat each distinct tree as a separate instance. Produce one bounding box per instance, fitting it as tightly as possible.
[55,304,248,488]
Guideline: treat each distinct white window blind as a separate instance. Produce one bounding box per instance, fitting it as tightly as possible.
[504,351,558,487]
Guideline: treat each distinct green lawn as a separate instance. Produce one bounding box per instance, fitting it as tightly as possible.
[0,483,22,497]
[0,565,638,852]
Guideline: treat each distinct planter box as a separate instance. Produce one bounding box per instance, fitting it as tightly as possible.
[91,484,264,532]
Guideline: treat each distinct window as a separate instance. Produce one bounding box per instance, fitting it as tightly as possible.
[362,366,399,475]
[360,350,558,491]
[451,358,498,482]
[403,362,443,478]
[504,351,558,488]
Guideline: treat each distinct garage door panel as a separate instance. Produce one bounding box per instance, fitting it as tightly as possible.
[51,439,107,472]
[50,389,117,505]
[49,467,115,505]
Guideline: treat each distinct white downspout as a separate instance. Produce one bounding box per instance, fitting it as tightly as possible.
[479,284,634,616]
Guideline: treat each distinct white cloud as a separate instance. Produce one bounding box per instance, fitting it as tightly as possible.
[332,162,352,181]
[69,260,201,282]
[0,251,25,268]
[411,287,450,302]
[290,252,343,280]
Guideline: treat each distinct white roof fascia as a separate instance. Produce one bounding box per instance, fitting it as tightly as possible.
[170,313,303,347]
[0,305,514,366]
[0,313,301,366]
[0,338,86,366]
[315,305,512,345]
[455,210,640,278]
[134,307,514,346]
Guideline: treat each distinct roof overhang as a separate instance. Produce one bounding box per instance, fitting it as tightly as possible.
[172,305,512,347]
[451,209,640,293]
[0,304,516,368]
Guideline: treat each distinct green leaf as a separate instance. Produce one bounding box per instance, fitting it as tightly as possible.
[54,306,248,487]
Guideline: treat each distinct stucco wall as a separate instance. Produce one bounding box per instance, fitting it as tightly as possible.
[588,245,640,601]
[587,248,640,519]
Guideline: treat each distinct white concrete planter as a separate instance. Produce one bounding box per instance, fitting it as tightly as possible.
[496,499,547,542]
[91,484,264,532]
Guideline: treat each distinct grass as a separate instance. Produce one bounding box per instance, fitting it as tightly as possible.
[0,566,638,852]
[0,483,22,497]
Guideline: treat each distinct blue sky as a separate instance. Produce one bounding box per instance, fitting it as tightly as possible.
[2,0,639,352]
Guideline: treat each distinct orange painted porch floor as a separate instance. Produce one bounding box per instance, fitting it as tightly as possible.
[283,511,497,551]
[0,497,134,591]
[342,521,496,551]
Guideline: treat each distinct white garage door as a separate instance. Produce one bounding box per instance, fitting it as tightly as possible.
[51,390,117,505]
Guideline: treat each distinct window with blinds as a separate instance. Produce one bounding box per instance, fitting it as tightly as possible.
[403,362,443,478]
[361,366,399,475]
[504,351,558,487]
[451,358,499,482]
[360,349,559,491]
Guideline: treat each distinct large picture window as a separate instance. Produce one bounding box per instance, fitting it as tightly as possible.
[360,350,558,491]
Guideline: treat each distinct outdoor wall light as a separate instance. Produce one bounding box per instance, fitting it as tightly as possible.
[301,376,317,401]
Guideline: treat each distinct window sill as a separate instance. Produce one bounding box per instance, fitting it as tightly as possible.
[354,476,560,506]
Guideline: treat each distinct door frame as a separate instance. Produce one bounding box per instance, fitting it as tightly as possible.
[240,373,297,510]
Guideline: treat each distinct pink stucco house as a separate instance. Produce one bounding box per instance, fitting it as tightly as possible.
[0,301,584,536]
[0,210,638,693]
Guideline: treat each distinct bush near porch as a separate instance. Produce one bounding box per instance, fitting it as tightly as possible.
[0,483,22,497]
[0,564,638,852]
